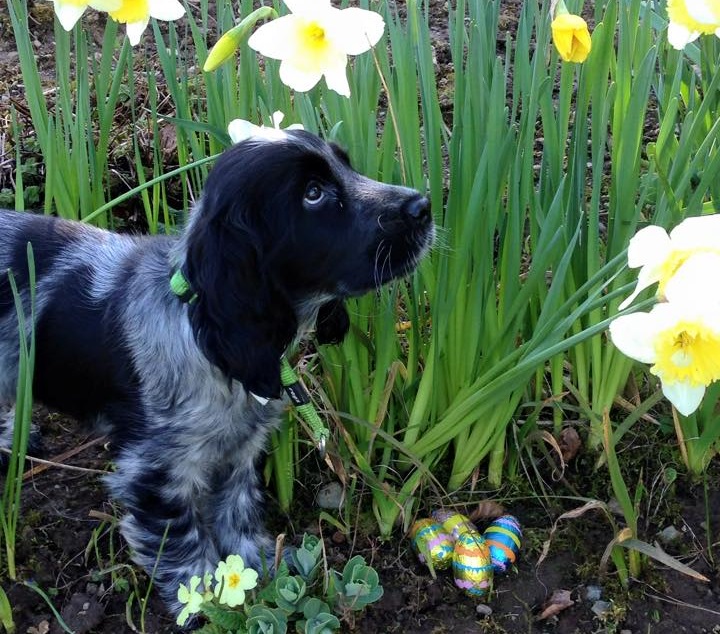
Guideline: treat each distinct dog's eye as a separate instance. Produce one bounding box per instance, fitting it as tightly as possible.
[303,182,325,205]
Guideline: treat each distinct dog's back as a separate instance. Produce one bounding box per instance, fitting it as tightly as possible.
[0,210,169,419]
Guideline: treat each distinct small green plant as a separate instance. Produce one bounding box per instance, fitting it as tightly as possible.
[181,534,382,633]
[0,245,36,582]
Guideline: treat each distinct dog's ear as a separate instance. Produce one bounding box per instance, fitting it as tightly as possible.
[183,203,296,399]
[315,299,350,345]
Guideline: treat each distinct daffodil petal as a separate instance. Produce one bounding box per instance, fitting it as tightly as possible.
[148,0,185,21]
[279,60,324,92]
[664,252,720,305]
[667,22,700,49]
[322,54,351,96]
[330,7,385,54]
[247,16,301,60]
[619,262,664,310]
[228,119,261,144]
[661,380,705,416]
[609,312,659,364]
[669,214,720,250]
[53,2,87,31]
[685,0,720,24]
[626,225,671,269]
[125,19,149,45]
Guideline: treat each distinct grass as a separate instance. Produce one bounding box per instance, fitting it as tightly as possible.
[4,0,720,619]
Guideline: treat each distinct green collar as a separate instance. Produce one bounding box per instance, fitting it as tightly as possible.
[169,268,329,456]
[169,269,198,304]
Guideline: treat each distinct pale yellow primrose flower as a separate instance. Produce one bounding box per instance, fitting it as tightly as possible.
[213,554,258,608]
[108,0,185,46]
[247,0,385,97]
[610,302,720,416]
[50,0,121,31]
[227,111,305,144]
[666,0,720,49]
[618,215,720,310]
[176,575,205,627]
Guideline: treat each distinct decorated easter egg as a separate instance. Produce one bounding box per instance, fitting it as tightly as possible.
[452,530,493,597]
[409,519,454,570]
[431,510,477,540]
[483,514,522,573]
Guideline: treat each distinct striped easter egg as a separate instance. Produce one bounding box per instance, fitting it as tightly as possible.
[483,514,522,573]
[452,530,493,597]
[409,519,454,570]
[431,510,477,540]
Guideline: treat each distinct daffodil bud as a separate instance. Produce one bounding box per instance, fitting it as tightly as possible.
[551,1,592,63]
[204,7,277,72]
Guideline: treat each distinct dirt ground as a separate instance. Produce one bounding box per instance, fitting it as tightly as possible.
[1,1,720,633]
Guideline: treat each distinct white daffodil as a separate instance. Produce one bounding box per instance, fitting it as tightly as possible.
[108,0,185,46]
[247,0,385,97]
[666,0,720,49]
[50,0,121,31]
[227,111,304,144]
[619,215,720,310]
[610,301,720,416]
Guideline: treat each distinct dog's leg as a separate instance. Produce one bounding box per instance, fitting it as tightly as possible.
[211,461,275,575]
[106,450,221,614]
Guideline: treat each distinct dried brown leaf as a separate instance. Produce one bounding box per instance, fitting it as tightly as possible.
[558,426,581,462]
[537,589,574,621]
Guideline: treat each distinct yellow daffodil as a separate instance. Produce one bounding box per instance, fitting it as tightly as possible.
[666,0,720,49]
[551,0,592,63]
[227,111,304,144]
[610,302,720,416]
[50,0,121,31]
[213,555,258,608]
[108,0,185,46]
[619,215,720,310]
[247,0,385,97]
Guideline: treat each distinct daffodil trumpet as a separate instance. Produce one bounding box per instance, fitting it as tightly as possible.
[204,7,278,73]
[610,302,720,416]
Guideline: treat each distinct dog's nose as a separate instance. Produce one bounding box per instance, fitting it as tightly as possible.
[405,195,431,222]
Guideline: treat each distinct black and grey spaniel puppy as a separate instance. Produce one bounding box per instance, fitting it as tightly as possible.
[0,130,433,613]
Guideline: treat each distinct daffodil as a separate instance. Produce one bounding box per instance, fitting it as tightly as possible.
[618,215,720,310]
[247,0,385,97]
[213,554,258,608]
[50,0,121,31]
[666,0,720,49]
[227,111,305,144]
[551,0,592,62]
[610,301,720,416]
[176,575,205,627]
[107,0,185,46]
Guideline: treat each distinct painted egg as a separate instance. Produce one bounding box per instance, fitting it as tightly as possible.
[452,530,493,597]
[483,514,522,573]
[409,519,454,570]
[431,510,476,540]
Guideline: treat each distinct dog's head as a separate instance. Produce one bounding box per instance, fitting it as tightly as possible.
[182,130,434,397]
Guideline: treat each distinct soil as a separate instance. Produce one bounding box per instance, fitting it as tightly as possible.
[1,2,720,634]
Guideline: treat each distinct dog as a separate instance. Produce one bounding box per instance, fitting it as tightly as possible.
[0,129,434,613]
